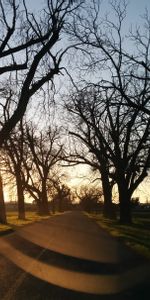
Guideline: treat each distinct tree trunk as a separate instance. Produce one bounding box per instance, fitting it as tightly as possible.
[16,171,25,220]
[52,200,55,214]
[58,198,63,212]
[101,167,115,219]
[0,175,7,224]
[36,198,43,215]
[40,181,49,215]
[118,180,132,224]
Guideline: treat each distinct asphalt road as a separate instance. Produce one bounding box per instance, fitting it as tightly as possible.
[0,211,149,300]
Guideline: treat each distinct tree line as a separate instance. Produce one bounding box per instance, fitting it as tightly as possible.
[63,0,150,223]
[0,0,150,224]
[0,119,73,222]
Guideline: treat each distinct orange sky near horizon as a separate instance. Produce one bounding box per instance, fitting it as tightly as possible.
[2,163,150,204]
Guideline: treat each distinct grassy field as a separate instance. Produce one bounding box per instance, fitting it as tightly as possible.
[87,211,150,259]
[0,211,51,235]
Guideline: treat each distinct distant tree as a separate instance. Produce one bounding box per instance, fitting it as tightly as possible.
[77,185,103,213]
[131,197,140,209]
[52,183,72,212]
[24,124,63,215]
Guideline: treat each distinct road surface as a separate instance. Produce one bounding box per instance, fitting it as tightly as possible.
[0,211,149,299]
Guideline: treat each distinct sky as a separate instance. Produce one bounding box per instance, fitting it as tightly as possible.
[126,0,150,21]
[25,0,150,19]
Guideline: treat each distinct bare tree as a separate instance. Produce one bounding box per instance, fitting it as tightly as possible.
[0,174,7,224]
[67,0,150,115]
[0,0,83,145]
[2,119,28,219]
[77,184,103,213]
[24,124,64,215]
[51,183,72,212]
[105,93,150,223]
[64,0,150,223]
[65,86,150,223]
[64,88,115,218]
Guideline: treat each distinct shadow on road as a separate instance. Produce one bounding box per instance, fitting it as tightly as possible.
[0,212,149,299]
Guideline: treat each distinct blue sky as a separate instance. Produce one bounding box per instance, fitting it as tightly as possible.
[25,0,150,18]
[127,0,150,23]
[24,0,150,40]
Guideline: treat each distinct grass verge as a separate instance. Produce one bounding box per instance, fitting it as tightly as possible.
[87,212,150,259]
[0,211,51,235]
